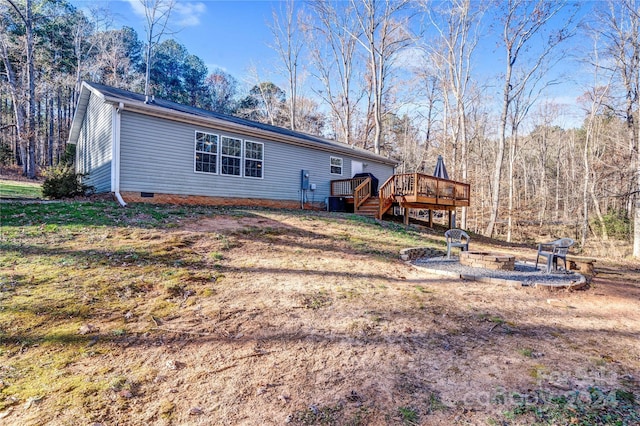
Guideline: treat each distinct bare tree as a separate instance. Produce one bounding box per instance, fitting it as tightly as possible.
[422,0,484,229]
[505,89,533,242]
[5,0,36,178]
[0,17,27,169]
[350,0,412,154]
[139,0,176,100]
[72,7,101,96]
[240,66,287,127]
[269,0,303,131]
[598,0,640,257]
[485,0,575,237]
[307,0,364,146]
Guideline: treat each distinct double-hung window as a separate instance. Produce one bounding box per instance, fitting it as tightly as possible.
[330,156,343,175]
[195,132,265,178]
[221,136,242,176]
[244,140,264,179]
[195,132,218,174]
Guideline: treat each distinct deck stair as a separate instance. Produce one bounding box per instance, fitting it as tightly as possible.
[355,197,380,218]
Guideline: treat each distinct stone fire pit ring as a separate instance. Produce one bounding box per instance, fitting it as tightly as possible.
[459,251,515,271]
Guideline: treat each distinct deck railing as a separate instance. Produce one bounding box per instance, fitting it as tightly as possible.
[330,176,368,197]
[379,173,470,218]
[332,172,470,219]
[392,173,470,201]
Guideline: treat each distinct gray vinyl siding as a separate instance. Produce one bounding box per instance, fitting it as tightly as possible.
[364,162,395,187]
[119,111,394,202]
[75,94,112,193]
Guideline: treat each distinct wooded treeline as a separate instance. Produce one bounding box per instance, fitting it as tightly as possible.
[1,0,638,255]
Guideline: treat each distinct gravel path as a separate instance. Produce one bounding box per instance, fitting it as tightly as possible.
[413,256,584,287]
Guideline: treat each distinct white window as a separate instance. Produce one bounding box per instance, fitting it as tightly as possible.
[195,132,266,178]
[221,136,242,176]
[330,156,343,175]
[244,140,264,179]
[195,132,218,174]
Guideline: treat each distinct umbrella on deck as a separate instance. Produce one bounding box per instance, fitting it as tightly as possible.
[433,155,449,179]
[433,155,455,228]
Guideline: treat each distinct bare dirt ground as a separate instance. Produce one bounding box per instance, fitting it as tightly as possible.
[2,208,639,425]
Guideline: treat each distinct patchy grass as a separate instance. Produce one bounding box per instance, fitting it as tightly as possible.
[398,406,419,425]
[0,179,41,199]
[504,387,639,425]
[0,201,638,425]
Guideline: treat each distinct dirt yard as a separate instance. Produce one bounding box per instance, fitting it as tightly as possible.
[0,205,638,425]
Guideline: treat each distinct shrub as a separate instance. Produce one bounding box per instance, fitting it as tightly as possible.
[0,142,12,166]
[62,144,76,165]
[42,164,93,199]
[601,209,631,240]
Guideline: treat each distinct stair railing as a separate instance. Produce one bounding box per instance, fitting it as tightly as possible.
[353,177,372,210]
[378,176,396,218]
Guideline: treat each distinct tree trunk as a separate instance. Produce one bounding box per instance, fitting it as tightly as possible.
[371,48,383,155]
[555,146,561,220]
[581,119,591,249]
[48,95,54,166]
[0,30,27,170]
[485,63,511,237]
[506,130,517,242]
[590,185,608,240]
[634,199,640,257]
[145,41,153,98]
[25,0,36,178]
[459,102,468,229]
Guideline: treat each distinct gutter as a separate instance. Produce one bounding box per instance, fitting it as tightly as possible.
[112,102,127,207]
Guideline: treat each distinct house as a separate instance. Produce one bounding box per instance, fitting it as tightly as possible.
[68,81,397,209]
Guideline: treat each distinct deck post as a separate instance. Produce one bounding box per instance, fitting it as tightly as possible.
[448,210,452,229]
[404,208,410,225]
[428,209,433,227]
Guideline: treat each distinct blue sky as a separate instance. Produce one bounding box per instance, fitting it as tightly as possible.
[73,0,279,78]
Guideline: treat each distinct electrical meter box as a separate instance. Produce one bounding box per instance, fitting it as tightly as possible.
[301,170,310,190]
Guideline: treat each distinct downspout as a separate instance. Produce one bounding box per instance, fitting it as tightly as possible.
[112,102,127,207]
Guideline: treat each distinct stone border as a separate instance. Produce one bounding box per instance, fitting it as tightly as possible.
[401,247,587,291]
[399,247,446,261]
[460,251,515,271]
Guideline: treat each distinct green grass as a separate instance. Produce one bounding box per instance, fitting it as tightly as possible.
[0,179,42,199]
[504,387,639,425]
[0,200,214,229]
[398,406,419,425]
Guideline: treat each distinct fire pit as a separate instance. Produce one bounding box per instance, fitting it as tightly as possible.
[459,251,515,271]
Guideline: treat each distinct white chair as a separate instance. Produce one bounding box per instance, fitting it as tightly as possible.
[535,238,574,273]
[444,229,470,259]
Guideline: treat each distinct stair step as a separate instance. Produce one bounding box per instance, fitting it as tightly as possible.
[353,197,380,218]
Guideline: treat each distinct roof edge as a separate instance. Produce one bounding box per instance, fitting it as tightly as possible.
[79,81,397,166]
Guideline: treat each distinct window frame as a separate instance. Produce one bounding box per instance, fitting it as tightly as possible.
[330,156,343,176]
[194,131,267,179]
[244,139,264,179]
[220,135,243,177]
[194,131,219,175]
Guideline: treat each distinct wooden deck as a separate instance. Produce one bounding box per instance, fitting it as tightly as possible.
[331,173,470,226]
